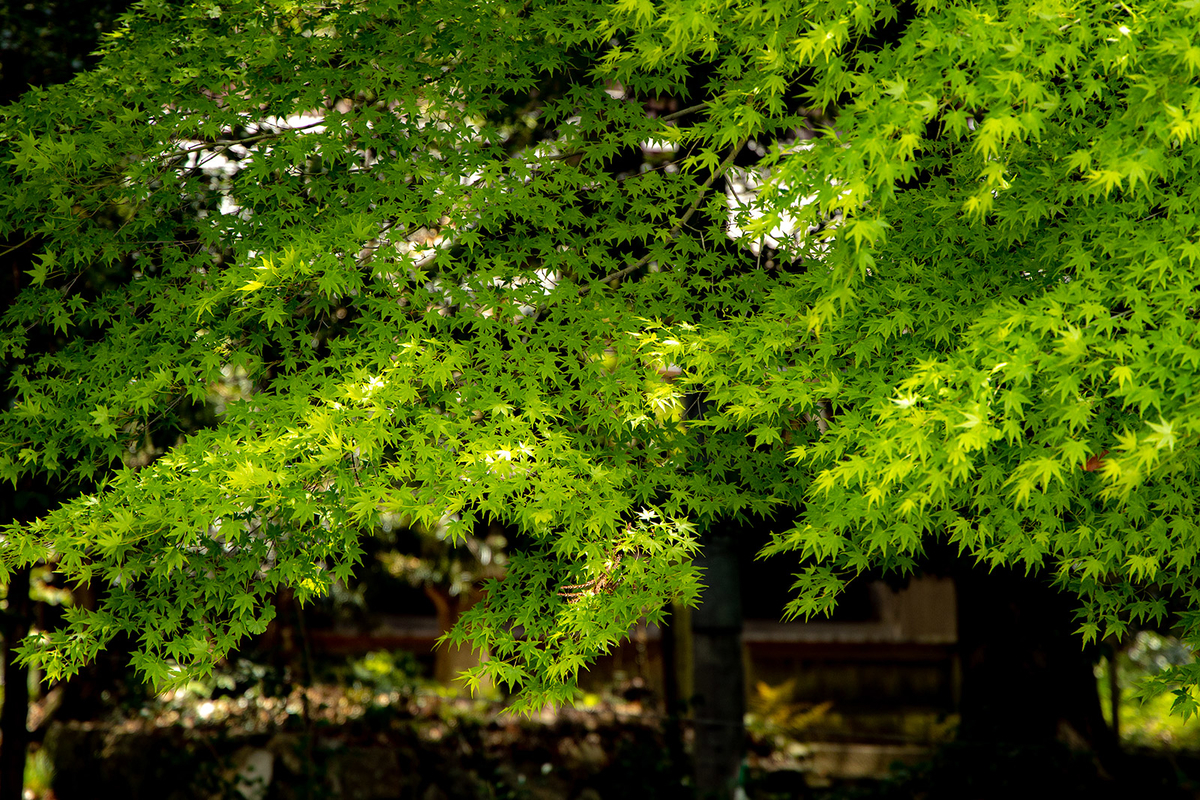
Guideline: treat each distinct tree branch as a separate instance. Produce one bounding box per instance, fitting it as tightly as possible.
[586,138,747,293]
[172,119,328,158]
[659,103,707,123]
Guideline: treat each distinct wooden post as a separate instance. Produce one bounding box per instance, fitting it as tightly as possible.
[691,531,744,800]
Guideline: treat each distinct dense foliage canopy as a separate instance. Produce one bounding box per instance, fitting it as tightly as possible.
[3,0,1200,709]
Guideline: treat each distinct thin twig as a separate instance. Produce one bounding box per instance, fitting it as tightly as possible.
[0,234,37,260]
[172,119,327,158]
[542,103,706,164]
[660,103,708,123]
[585,138,748,292]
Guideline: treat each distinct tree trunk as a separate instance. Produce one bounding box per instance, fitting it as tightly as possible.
[953,562,1118,785]
[955,564,1112,746]
[659,602,690,797]
[691,531,745,800]
[0,565,31,800]
[425,584,489,693]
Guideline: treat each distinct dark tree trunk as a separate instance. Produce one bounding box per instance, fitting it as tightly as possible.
[952,562,1119,790]
[691,531,745,800]
[659,603,688,796]
[955,564,1112,747]
[51,585,122,723]
[0,565,31,800]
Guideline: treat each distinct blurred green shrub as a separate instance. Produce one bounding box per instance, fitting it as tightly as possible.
[1097,631,1200,748]
[349,649,425,697]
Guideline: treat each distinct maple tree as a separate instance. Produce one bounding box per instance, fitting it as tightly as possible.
[2,0,1200,722]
